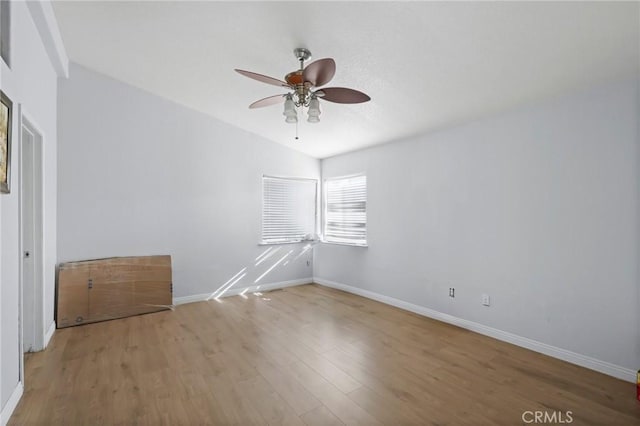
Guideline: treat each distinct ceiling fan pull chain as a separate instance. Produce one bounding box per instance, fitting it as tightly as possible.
[295,108,299,140]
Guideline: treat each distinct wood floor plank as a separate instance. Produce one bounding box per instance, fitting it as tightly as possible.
[205,373,267,425]
[253,357,323,416]
[300,405,345,426]
[8,284,639,425]
[236,375,305,426]
[346,385,444,426]
[287,360,381,426]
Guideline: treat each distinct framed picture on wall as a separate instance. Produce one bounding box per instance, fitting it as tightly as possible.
[1,90,12,194]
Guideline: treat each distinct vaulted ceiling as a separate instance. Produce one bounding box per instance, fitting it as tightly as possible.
[52,1,639,158]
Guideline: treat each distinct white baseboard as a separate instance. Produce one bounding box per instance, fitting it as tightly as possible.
[44,321,56,348]
[0,382,24,426]
[173,277,313,306]
[173,292,211,306]
[313,277,636,383]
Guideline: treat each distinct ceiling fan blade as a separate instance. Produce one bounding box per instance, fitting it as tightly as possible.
[303,58,336,87]
[235,69,290,88]
[249,94,286,109]
[316,87,371,104]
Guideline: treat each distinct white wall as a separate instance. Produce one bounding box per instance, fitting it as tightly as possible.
[57,64,319,300]
[315,79,639,377]
[0,0,60,417]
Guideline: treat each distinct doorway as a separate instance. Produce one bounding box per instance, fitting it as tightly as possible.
[20,115,44,355]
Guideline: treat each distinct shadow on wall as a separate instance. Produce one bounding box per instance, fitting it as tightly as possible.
[206,242,316,301]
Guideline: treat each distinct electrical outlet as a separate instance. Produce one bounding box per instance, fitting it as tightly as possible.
[482,294,490,306]
[449,287,455,298]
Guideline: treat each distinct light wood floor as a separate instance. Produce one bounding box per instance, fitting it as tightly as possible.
[10,284,640,425]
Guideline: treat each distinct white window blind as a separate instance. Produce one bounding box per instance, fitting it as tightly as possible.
[262,176,317,244]
[324,175,367,246]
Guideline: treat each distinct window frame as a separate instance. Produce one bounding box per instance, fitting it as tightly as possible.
[260,174,318,245]
[322,173,368,247]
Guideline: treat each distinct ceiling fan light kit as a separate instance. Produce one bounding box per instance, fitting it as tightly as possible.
[307,96,321,123]
[235,48,370,129]
[283,94,298,123]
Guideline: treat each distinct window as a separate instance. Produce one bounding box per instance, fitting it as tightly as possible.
[324,174,367,246]
[262,176,317,244]
[1,0,10,66]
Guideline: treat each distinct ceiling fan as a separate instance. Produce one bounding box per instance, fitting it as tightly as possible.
[235,48,371,125]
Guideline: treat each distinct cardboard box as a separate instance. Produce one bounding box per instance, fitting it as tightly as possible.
[57,255,172,328]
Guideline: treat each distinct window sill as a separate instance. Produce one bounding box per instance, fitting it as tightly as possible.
[320,240,368,248]
[259,240,317,246]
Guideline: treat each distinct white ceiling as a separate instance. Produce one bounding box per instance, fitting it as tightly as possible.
[52,1,639,159]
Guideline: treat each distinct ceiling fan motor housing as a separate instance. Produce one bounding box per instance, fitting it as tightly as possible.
[294,48,312,62]
[288,48,313,105]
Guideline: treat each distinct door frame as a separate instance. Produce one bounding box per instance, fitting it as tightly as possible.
[18,106,45,382]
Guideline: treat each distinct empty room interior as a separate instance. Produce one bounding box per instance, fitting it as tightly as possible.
[1,1,639,425]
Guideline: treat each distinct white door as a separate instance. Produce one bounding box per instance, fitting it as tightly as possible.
[20,119,43,353]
